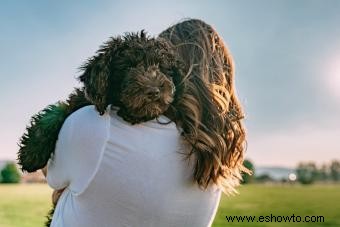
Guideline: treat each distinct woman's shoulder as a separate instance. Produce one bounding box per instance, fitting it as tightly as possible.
[67,105,108,121]
[63,105,110,141]
[66,105,110,126]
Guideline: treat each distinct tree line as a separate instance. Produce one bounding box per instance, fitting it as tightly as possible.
[296,160,340,184]
[242,159,340,184]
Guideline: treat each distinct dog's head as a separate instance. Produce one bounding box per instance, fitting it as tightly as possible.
[79,31,183,122]
[120,64,175,121]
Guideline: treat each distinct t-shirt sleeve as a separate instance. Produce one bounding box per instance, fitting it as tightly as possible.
[46,105,110,191]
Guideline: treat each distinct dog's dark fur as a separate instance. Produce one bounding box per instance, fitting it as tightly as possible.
[18,31,184,172]
[17,31,184,227]
[79,31,182,117]
[18,88,90,173]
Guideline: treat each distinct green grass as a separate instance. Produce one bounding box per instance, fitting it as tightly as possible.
[0,184,52,227]
[213,184,340,227]
[0,184,339,227]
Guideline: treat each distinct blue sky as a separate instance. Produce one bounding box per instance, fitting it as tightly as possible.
[1,0,339,167]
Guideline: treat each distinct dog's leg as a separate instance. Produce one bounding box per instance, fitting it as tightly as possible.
[45,205,55,227]
[17,88,90,172]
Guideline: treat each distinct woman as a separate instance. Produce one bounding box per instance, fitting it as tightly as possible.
[47,19,248,227]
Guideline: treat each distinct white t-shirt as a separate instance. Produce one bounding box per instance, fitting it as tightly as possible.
[47,105,221,227]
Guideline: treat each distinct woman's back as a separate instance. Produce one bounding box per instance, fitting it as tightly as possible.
[47,106,221,227]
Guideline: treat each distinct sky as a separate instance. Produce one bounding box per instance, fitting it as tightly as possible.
[0,0,339,168]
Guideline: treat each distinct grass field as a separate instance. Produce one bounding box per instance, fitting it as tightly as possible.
[0,184,52,227]
[213,184,340,227]
[0,184,339,227]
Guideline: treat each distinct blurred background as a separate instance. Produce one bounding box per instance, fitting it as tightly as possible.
[0,0,339,226]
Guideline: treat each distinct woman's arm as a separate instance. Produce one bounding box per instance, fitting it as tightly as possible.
[41,166,65,205]
[46,105,110,193]
[41,166,47,177]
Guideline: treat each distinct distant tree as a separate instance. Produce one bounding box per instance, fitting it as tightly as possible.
[330,160,340,182]
[242,159,255,184]
[296,162,318,184]
[0,162,21,184]
[317,164,329,181]
[255,174,273,183]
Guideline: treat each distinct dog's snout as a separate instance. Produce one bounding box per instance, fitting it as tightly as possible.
[146,87,160,99]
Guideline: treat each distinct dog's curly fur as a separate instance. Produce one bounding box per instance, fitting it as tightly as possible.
[18,88,90,172]
[17,31,185,227]
[119,64,176,123]
[79,31,183,117]
[18,31,184,173]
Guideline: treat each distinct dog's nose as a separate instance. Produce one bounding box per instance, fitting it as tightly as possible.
[146,88,160,100]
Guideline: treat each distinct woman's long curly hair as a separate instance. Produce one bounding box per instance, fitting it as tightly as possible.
[159,19,250,194]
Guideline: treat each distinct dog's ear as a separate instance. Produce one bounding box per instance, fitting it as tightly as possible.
[78,37,122,115]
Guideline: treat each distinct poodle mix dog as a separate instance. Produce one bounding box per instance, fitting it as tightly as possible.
[18,30,184,172]
[17,31,184,226]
